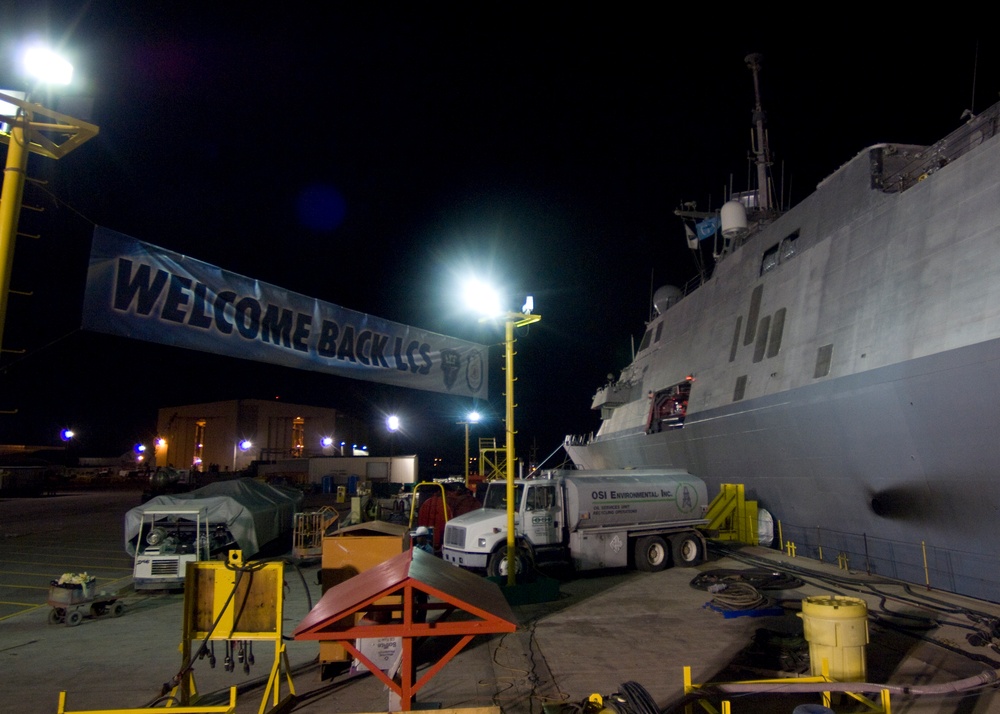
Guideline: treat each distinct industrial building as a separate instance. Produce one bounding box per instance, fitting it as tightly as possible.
[154,399,369,474]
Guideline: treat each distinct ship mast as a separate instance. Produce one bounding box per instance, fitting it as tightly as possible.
[745,53,772,212]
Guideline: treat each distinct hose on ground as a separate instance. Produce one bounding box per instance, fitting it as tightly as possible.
[710,667,999,696]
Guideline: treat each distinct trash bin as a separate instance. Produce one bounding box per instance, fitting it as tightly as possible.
[797,595,868,681]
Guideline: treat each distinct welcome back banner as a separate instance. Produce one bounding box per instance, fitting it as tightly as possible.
[82,227,488,398]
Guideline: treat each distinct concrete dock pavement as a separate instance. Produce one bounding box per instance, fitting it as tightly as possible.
[4,490,1000,713]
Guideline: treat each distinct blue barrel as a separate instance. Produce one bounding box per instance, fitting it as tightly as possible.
[322,474,335,494]
[347,475,359,496]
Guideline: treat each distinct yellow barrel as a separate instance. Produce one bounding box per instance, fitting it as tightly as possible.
[797,595,868,680]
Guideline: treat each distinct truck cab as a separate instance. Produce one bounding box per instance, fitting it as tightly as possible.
[442,479,562,575]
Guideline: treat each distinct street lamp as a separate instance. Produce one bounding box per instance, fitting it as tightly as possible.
[233,439,252,472]
[386,415,400,481]
[457,411,481,487]
[464,280,541,585]
[0,46,99,359]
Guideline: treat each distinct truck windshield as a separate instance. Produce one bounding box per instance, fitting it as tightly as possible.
[483,483,524,510]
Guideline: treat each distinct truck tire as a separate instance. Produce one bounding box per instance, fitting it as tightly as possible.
[635,535,668,572]
[671,533,702,567]
[487,547,530,578]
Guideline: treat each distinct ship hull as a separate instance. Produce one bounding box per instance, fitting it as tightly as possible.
[567,334,1000,601]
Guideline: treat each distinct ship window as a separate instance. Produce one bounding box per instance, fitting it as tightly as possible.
[753,315,771,363]
[760,231,800,275]
[815,344,834,378]
[733,375,747,401]
[654,322,663,343]
[744,285,763,345]
[637,328,653,352]
[761,244,780,274]
[780,231,799,260]
[767,308,786,358]
[729,316,742,362]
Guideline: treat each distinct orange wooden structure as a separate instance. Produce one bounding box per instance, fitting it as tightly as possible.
[293,548,517,711]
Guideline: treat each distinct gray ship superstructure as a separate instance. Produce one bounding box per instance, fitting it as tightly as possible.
[565,60,1000,601]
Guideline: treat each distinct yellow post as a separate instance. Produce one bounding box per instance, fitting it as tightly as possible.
[504,317,516,587]
[502,311,540,587]
[0,114,29,356]
[0,92,98,358]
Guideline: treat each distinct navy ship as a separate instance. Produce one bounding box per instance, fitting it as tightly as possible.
[564,54,1000,602]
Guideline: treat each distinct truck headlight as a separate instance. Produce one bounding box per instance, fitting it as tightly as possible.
[477,537,487,548]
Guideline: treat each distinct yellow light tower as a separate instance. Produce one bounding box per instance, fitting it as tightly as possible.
[0,48,99,359]
[464,279,540,586]
[501,307,540,585]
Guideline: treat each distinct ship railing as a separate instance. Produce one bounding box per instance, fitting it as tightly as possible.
[778,520,998,604]
[878,101,1000,193]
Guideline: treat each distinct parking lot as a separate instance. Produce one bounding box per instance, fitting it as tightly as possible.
[0,489,138,621]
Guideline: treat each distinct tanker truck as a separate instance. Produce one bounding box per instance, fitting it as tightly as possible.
[441,469,709,577]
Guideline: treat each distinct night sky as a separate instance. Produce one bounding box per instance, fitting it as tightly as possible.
[1,7,997,471]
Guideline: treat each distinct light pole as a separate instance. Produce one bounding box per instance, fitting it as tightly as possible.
[233,439,251,472]
[457,411,481,487]
[386,415,400,481]
[0,48,99,359]
[464,280,540,585]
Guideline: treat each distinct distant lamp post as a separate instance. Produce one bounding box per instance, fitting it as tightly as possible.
[154,437,167,469]
[386,415,401,482]
[0,47,99,360]
[464,280,541,585]
[386,415,400,454]
[233,439,252,472]
[457,411,481,487]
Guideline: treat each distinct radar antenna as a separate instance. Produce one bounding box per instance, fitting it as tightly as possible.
[745,53,772,212]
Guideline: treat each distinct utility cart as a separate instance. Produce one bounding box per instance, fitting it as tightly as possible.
[47,575,124,626]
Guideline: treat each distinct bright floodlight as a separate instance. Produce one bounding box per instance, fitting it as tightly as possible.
[462,278,503,318]
[468,411,481,423]
[22,46,73,85]
[386,415,400,432]
[321,436,334,448]
[238,440,252,451]
[60,429,75,441]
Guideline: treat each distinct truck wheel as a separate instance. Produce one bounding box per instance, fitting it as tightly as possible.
[635,536,668,572]
[671,533,702,567]
[66,610,83,627]
[48,608,63,625]
[487,548,529,578]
